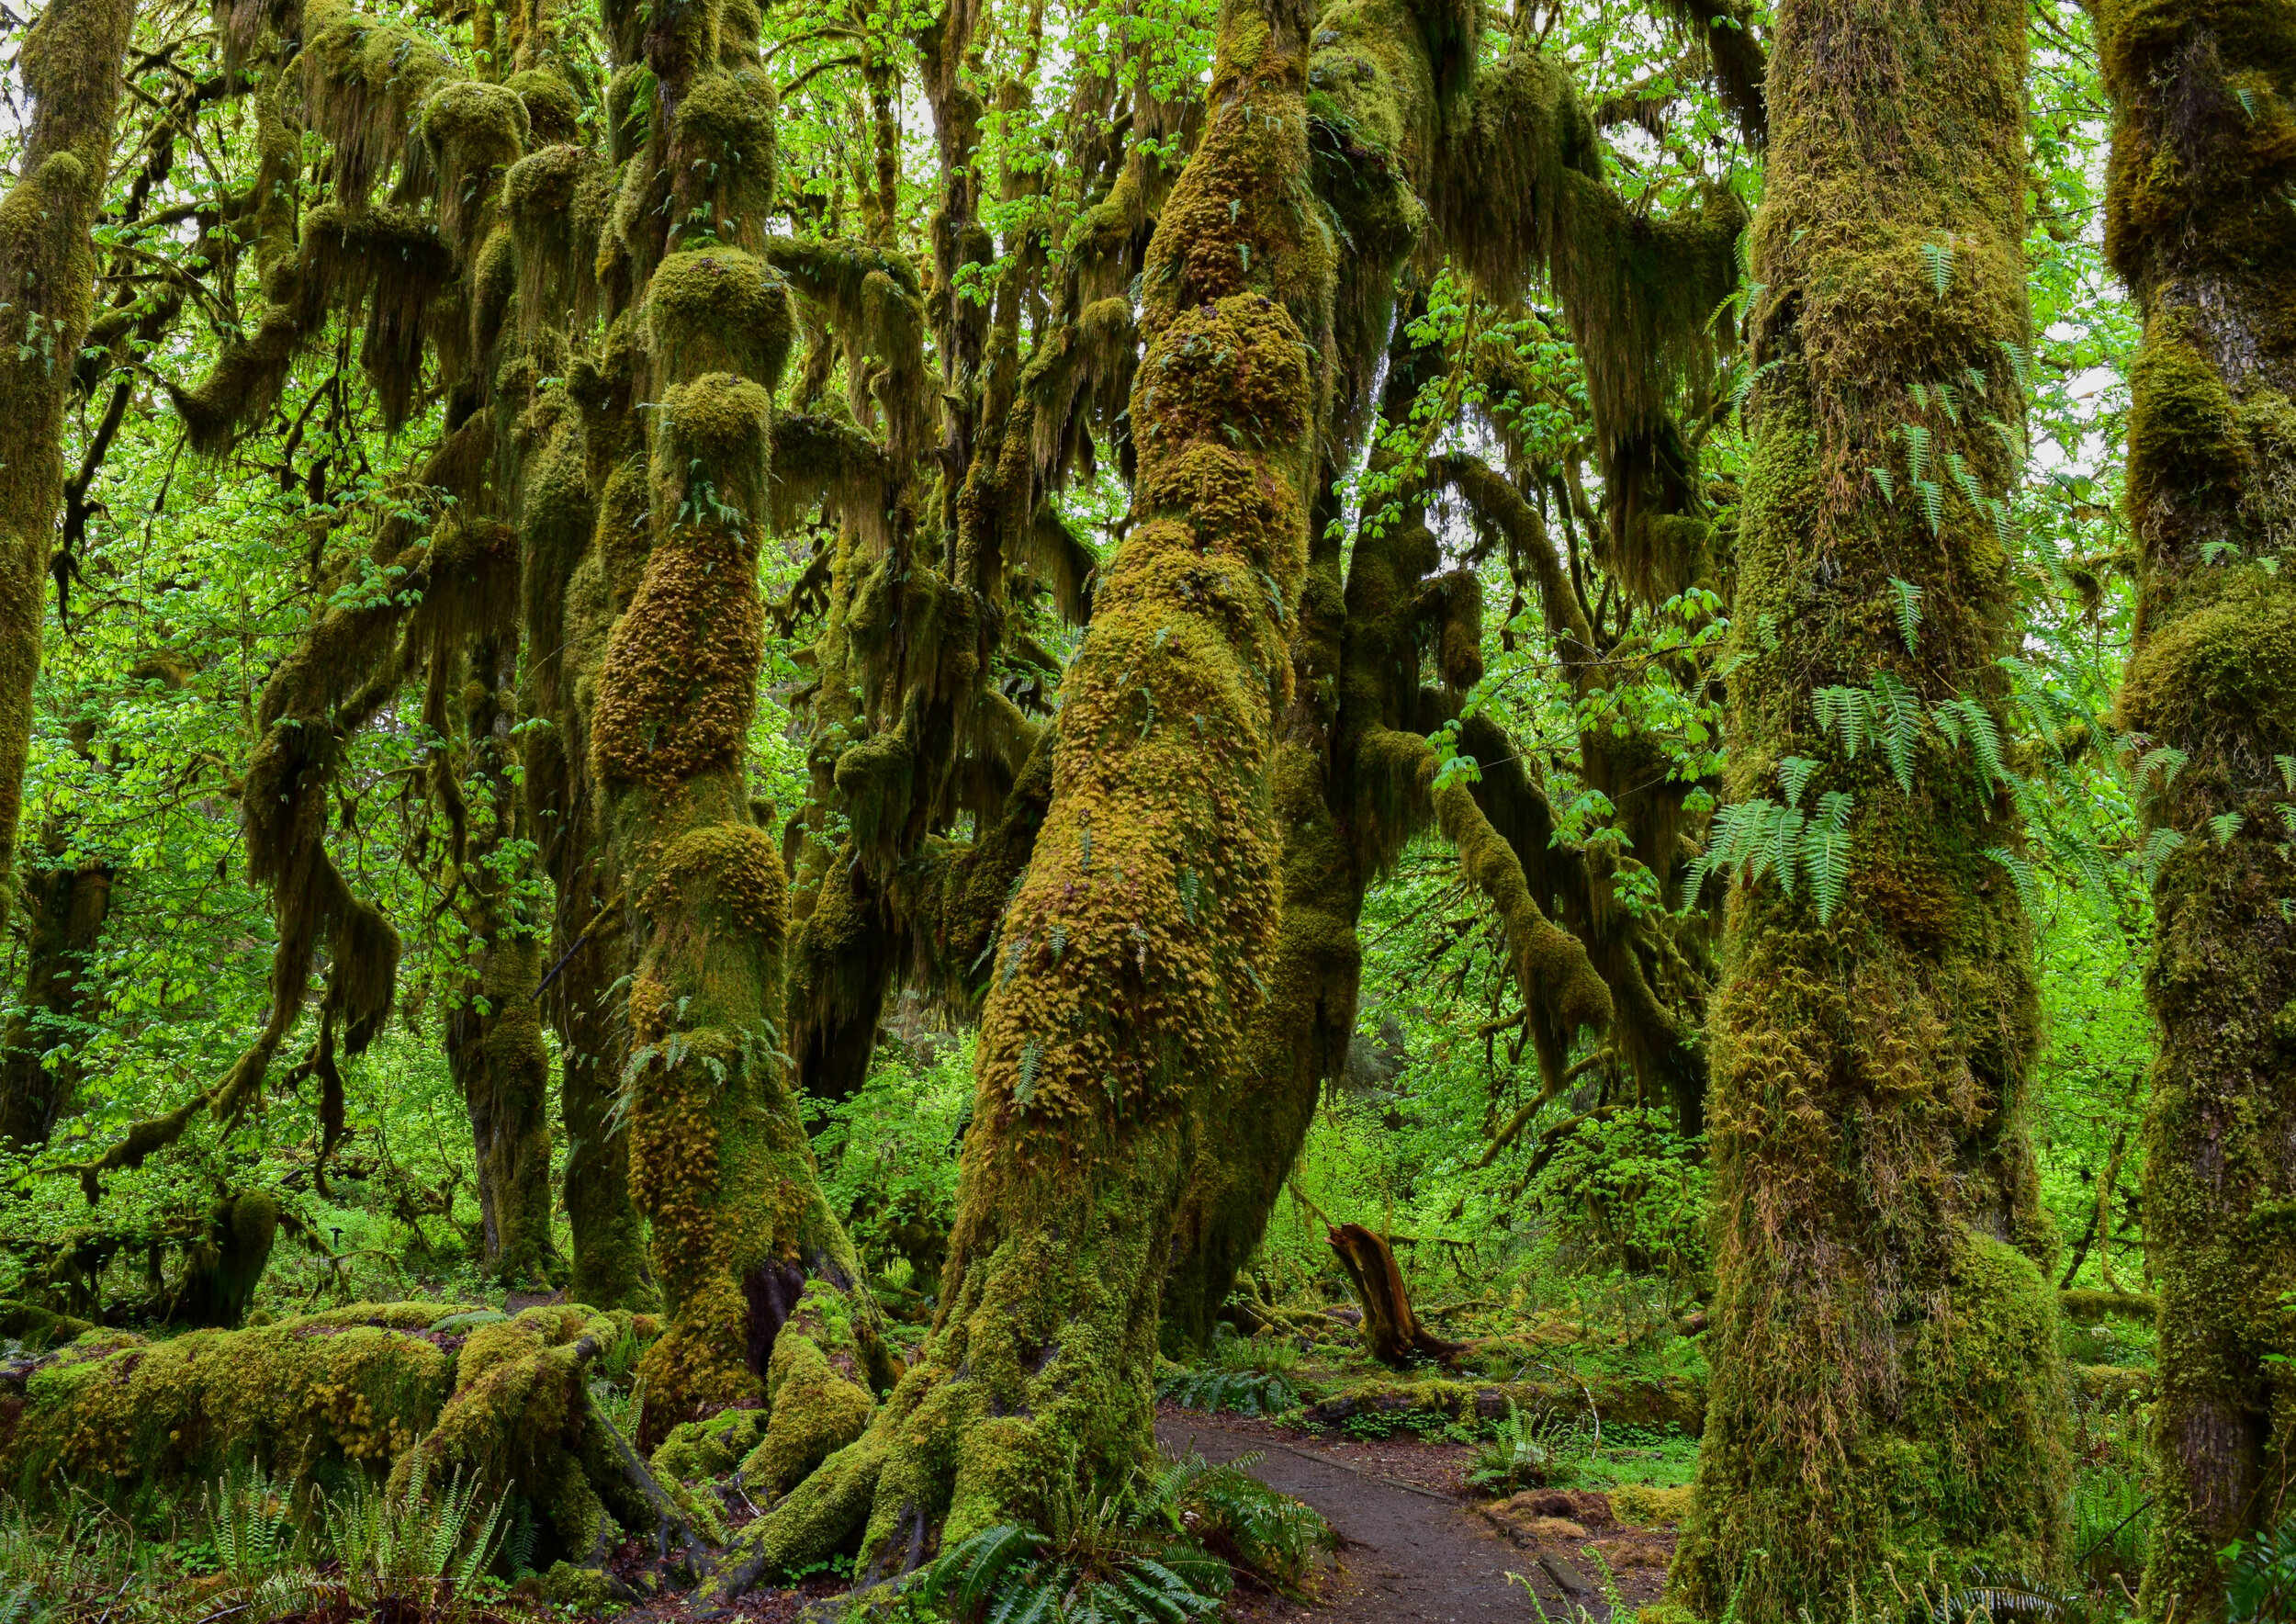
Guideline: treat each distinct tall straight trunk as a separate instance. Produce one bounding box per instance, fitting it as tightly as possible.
[520,350,653,1313]
[706,0,1333,1586]
[0,833,111,1147]
[446,633,558,1287]
[0,0,138,941]
[2099,0,2296,1608]
[1670,0,2069,1610]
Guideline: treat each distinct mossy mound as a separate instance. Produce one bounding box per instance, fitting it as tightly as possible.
[0,1301,655,1565]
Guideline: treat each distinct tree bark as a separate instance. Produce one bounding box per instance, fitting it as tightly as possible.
[0,837,112,1147]
[1670,0,2070,1609]
[1327,1223,1462,1368]
[0,0,140,942]
[2098,0,2296,1608]
[577,0,891,1462]
[703,0,1333,1587]
[447,633,560,1288]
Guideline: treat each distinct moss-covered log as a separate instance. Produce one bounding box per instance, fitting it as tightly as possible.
[0,0,139,944]
[2098,0,2296,1608]
[1668,0,2070,1610]
[0,1303,658,1568]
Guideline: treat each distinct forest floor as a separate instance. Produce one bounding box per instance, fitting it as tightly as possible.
[1154,1406,1679,1621]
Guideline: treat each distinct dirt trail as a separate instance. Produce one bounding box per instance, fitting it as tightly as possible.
[1155,1414,1592,1622]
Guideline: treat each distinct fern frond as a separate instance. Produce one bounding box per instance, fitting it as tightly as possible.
[1803,793,1855,923]
[2211,811,2246,846]
[1946,449,1984,508]
[1920,237,1954,297]
[2138,826,2188,886]
[1887,578,1923,649]
[1813,685,1867,759]
[1938,696,2007,789]
[1986,846,2040,914]
[1871,671,1923,794]
[1770,804,1806,898]
[2140,745,2189,785]
[1902,423,1932,482]
[1778,755,1820,810]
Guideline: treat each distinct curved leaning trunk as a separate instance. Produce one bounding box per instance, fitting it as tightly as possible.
[2096,0,2296,1610]
[704,0,1334,1587]
[0,0,139,943]
[1669,0,2070,1610]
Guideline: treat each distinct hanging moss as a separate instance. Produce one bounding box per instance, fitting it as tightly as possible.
[301,0,460,206]
[420,80,531,257]
[299,203,457,434]
[665,69,779,254]
[507,143,606,338]
[164,306,307,457]
[507,68,583,144]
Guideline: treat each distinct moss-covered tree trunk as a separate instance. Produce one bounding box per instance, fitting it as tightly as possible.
[0,834,112,1147]
[447,634,559,1288]
[577,0,888,1462]
[1669,0,2070,1611]
[519,325,654,1314]
[0,0,138,942]
[707,0,1332,1586]
[2098,0,2296,1609]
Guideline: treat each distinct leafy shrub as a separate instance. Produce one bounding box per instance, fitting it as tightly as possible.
[2229,1519,2296,1623]
[1531,1108,1710,1287]
[810,1032,972,1288]
[1157,1366,1303,1416]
